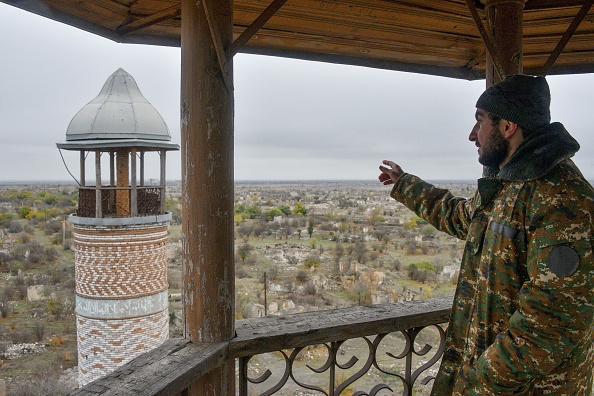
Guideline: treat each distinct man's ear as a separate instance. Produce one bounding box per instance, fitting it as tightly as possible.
[501,120,520,140]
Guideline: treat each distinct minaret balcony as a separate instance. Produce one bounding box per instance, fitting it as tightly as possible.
[77,185,165,218]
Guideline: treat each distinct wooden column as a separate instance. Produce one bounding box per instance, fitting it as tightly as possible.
[181,0,235,394]
[116,149,130,217]
[131,148,138,217]
[95,150,102,218]
[484,0,526,86]
[160,149,166,215]
[80,151,86,187]
[140,151,145,187]
[110,151,115,186]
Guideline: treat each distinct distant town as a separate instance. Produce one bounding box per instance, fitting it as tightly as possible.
[0,180,475,395]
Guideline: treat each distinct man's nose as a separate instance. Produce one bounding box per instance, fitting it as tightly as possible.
[469,123,479,141]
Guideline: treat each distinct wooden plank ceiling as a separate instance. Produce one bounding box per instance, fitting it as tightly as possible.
[3,0,594,80]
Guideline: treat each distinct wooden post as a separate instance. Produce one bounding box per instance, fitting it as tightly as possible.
[140,151,145,187]
[160,149,166,215]
[116,149,131,217]
[131,148,138,217]
[181,0,235,394]
[95,150,102,218]
[264,272,267,316]
[484,0,526,86]
[80,151,86,187]
[110,151,115,186]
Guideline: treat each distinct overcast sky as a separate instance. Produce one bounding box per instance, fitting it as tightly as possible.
[1,3,593,182]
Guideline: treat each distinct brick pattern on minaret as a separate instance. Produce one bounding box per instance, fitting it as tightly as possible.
[73,221,170,386]
[75,224,169,298]
[77,310,168,385]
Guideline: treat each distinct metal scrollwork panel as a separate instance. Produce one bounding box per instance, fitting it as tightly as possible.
[238,324,447,396]
[373,325,447,396]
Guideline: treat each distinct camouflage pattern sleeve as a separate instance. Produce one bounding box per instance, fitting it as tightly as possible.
[390,173,474,241]
[468,176,594,395]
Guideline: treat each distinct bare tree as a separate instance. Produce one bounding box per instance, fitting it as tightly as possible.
[354,241,368,264]
[296,270,310,284]
[17,284,27,300]
[31,320,45,342]
[351,281,370,306]
[281,219,293,240]
[304,281,317,296]
[333,243,344,273]
[0,298,11,318]
[2,285,12,301]
[237,243,253,264]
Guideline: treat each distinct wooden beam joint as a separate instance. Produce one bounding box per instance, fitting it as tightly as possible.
[538,0,594,75]
[116,4,181,35]
[464,0,507,80]
[226,0,289,59]
[202,0,288,90]
[202,0,233,92]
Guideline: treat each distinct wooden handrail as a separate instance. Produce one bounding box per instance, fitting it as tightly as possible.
[232,296,452,358]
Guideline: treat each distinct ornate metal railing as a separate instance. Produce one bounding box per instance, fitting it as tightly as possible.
[239,326,446,396]
[70,297,452,396]
[77,186,163,218]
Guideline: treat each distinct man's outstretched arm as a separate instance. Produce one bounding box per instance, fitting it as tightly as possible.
[378,160,473,240]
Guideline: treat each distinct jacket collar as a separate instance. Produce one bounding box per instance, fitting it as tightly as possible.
[482,122,580,181]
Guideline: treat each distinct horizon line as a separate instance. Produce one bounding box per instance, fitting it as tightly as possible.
[0,178,482,184]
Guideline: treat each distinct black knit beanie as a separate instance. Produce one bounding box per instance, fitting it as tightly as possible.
[476,74,551,131]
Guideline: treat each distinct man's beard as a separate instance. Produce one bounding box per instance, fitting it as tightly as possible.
[478,129,510,167]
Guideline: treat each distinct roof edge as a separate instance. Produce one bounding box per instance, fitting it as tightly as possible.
[240,46,485,81]
[56,139,179,151]
[66,133,172,141]
[1,0,124,43]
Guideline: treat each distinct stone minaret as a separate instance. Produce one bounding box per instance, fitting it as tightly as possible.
[57,69,179,386]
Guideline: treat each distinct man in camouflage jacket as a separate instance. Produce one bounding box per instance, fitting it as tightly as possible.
[379,75,594,395]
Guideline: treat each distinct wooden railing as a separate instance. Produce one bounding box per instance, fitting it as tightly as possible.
[70,297,452,396]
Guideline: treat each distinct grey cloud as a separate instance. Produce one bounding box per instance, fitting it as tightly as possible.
[2,3,594,182]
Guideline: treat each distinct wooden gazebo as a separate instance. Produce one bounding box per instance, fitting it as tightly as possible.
[2,0,593,395]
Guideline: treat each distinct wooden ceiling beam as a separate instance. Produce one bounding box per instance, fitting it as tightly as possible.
[4,0,594,80]
[226,0,289,59]
[465,48,486,69]
[524,0,587,10]
[232,0,478,51]
[238,26,480,67]
[525,61,594,75]
[87,0,129,13]
[116,4,181,35]
[464,0,506,79]
[538,0,594,75]
[241,45,483,80]
[476,0,586,10]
